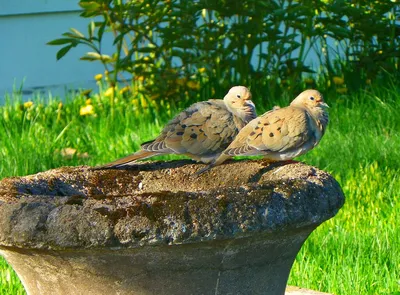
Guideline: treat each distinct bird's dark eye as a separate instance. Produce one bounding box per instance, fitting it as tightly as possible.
[310,96,315,101]
[237,94,241,98]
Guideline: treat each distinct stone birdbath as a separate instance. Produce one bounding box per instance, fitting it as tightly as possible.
[0,160,344,295]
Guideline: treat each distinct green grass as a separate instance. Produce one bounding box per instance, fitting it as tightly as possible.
[0,259,25,295]
[0,85,399,294]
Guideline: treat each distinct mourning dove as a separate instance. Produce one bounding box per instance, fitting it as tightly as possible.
[197,89,329,174]
[96,86,257,168]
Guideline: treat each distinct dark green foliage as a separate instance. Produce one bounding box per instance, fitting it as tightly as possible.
[48,0,400,100]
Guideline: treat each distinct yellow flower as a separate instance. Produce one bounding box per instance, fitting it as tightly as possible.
[104,87,115,97]
[176,78,187,86]
[94,74,103,81]
[198,67,206,73]
[80,105,95,116]
[140,97,148,108]
[119,86,130,95]
[135,76,144,82]
[23,101,33,108]
[85,98,92,105]
[186,80,201,90]
[132,99,139,107]
[336,87,348,94]
[201,8,207,18]
[333,76,345,85]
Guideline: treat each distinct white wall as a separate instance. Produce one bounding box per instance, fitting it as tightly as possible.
[0,0,80,15]
[0,0,114,101]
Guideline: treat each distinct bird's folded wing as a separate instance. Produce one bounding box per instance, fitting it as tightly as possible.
[143,100,236,156]
[224,107,314,156]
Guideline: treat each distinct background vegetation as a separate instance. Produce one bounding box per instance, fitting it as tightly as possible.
[48,0,400,100]
[1,0,400,294]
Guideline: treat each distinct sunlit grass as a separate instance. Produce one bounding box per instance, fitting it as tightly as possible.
[0,84,399,294]
[289,164,400,294]
[0,259,25,295]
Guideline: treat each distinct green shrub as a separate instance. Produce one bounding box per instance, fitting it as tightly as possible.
[48,0,400,100]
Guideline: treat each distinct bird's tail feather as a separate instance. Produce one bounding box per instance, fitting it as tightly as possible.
[94,150,157,169]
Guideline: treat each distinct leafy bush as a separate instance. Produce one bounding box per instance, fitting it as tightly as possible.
[48,0,400,100]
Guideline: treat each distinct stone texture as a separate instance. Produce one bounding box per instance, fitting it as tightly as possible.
[0,160,344,295]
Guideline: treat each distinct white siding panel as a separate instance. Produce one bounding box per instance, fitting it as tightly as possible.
[0,0,79,16]
[0,11,115,99]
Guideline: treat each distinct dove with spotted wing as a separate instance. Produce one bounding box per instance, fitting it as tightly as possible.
[196,89,329,174]
[96,86,257,168]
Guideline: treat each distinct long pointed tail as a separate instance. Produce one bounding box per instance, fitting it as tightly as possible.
[94,150,157,169]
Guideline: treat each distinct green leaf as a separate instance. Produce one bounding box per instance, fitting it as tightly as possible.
[56,45,74,60]
[113,33,127,46]
[62,32,81,39]
[80,56,98,61]
[88,21,95,39]
[97,22,106,42]
[272,8,286,17]
[326,24,350,39]
[173,39,195,49]
[80,52,112,62]
[79,1,101,11]
[299,65,316,73]
[47,38,76,46]
[80,10,98,18]
[137,47,157,53]
[69,28,85,38]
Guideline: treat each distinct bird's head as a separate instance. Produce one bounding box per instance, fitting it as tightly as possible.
[290,89,329,110]
[290,89,329,132]
[223,86,257,123]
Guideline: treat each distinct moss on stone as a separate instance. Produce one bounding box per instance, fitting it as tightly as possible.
[0,160,344,250]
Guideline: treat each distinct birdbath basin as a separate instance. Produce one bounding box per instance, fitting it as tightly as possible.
[0,160,344,295]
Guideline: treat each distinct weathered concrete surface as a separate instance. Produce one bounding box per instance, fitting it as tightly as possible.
[0,160,344,295]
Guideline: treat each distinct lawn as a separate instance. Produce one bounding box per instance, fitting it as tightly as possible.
[0,84,399,294]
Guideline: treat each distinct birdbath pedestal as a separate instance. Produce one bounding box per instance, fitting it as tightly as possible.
[0,160,344,295]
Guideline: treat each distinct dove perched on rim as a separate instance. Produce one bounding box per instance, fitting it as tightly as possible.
[96,86,257,168]
[196,89,329,175]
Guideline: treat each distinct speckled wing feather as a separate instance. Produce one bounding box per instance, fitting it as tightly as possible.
[142,100,239,159]
[224,107,316,156]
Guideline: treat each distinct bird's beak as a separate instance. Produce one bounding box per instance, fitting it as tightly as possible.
[317,100,329,108]
[244,100,255,108]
